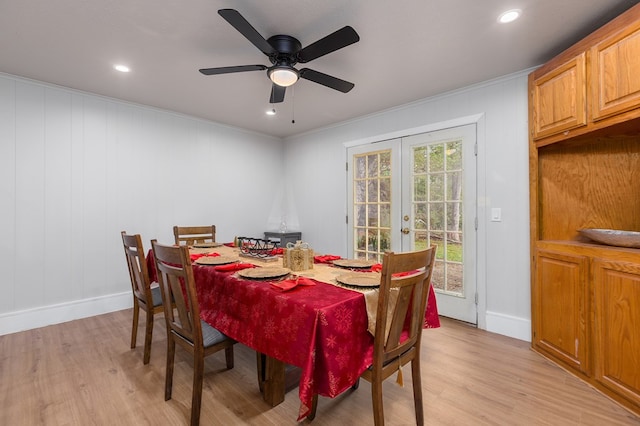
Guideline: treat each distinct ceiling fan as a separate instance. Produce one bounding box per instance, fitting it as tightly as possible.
[199,9,360,104]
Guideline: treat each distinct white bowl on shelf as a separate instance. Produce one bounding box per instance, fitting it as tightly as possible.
[578,228,640,248]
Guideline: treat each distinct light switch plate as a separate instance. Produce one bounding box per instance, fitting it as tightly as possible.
[491,208,502,222]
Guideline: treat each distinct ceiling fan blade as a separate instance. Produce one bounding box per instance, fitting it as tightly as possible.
[299,68,355,93]
[270,84,286,103]
[199,65,267,75]
[297,26,360,63]
[218,9,276,56]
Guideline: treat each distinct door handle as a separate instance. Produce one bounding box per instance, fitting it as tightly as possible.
[401,227,410,235]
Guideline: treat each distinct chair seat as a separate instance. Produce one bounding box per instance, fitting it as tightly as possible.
[137,285,163,308]
[201,320,229,348]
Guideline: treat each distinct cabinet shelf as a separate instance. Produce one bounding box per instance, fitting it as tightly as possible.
[536,240,640,260]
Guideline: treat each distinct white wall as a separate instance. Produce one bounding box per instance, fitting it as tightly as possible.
[0,73,283,334]
[283,70,532,341]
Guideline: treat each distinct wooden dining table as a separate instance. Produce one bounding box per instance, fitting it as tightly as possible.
[148,244,439,420]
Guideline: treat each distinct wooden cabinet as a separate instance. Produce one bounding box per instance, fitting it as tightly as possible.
[591,19,640,121]
[593,259,640,408]
[531,53,587,140]
[530,3,640,417]
[533,249,589,374]
[530,4,640,146]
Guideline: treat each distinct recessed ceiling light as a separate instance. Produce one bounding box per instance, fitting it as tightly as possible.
[114,64,130,73]
[266,108,276,116]
[498,9,521,24]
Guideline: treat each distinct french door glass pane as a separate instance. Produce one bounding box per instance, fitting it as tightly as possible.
[353,149,392,262]
[412,140,464,295]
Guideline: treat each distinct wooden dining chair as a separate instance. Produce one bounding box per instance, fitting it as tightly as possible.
[309,245,437,425]
[151,240,235,426]
[173,225,216,246]
[121,231,165,365]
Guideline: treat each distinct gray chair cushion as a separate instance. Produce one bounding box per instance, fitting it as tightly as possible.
[150,285,163,307]
[201,320,228,348]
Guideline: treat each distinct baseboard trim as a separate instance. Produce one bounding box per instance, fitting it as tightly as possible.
[0,292,133,336]
[485,310,531,342]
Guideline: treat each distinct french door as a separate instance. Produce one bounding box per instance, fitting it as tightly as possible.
[347,124,477,324]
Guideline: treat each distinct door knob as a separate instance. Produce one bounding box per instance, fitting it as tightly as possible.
[401,228,410,234]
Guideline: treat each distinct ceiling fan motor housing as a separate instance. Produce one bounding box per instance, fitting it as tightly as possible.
[267,35,301,66]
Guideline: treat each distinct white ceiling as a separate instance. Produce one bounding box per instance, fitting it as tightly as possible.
[1,0,638,138]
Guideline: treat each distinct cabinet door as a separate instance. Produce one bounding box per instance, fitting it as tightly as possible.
[534,249,589,374]
[591,20,640,121]
[593,259,640,406]
[531,53,587,140]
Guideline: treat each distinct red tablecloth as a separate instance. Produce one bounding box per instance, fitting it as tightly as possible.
[147,251,439,420]
[195,267,372,419]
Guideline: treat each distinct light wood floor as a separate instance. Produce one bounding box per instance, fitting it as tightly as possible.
[1,311,639,425]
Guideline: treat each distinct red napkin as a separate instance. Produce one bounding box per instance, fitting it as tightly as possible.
[370,263,383,272]
[368,267,421,276]
[214,263,255,272]
[189,252,221,261]
[393,269,421,277]
[270,276,316,291]
[223,242,236,247]
[314,254,342,264]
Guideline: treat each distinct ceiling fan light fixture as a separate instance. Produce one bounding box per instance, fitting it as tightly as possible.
[269,66,299,87]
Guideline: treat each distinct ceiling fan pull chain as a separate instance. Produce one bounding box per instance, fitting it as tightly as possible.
[291,86,296,124]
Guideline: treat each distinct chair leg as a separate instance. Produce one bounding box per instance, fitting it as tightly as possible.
[165,337,176,401]
[352,377,360,390]
[142,309,154,365]
[371,377,385,426]
[191,353,205,426]
[130,299,140,349]
[411,359,424,426]
[225,346,234,369]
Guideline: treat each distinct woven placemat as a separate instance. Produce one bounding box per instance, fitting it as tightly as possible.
[336,272,381,288]
[194,256,237,266]
[332,259,377,269]
[238,267,291,280]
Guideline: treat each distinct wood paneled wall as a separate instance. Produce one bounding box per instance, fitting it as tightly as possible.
[0,74,283,331]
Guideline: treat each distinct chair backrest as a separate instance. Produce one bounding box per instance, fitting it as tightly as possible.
[151,240,203,347]
[121,231,154,304]
[173,225,216,246]
[373,246,437,364]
